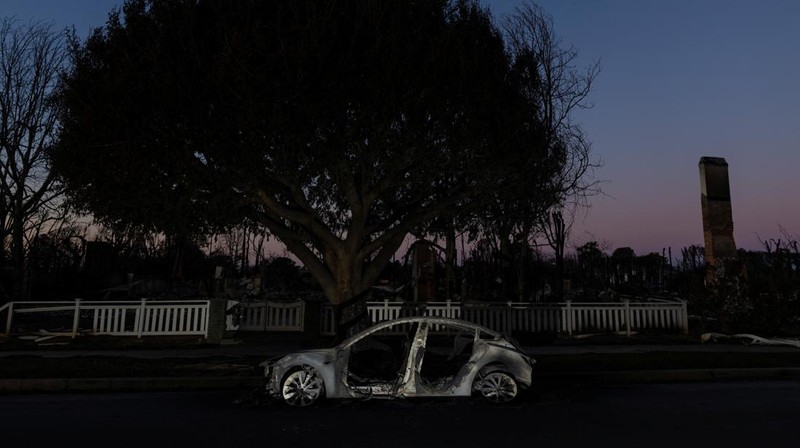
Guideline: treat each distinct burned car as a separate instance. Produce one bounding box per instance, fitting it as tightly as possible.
[261,316,535,406]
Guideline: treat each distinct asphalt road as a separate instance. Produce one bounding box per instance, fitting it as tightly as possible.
[2,381,799,447]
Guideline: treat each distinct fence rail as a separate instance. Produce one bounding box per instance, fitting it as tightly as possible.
[1,299,210,338]
[354,300,688,336]
[2,297,688,341]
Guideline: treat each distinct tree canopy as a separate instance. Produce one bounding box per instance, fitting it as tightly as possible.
[53,0,591,305]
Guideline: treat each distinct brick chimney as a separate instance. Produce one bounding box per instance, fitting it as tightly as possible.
[699,156,737,269]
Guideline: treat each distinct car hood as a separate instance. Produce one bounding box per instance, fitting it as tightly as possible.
[262,348,339,368]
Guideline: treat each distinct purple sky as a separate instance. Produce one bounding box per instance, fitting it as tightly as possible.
[488,0,800,255]
[3,0,799,256]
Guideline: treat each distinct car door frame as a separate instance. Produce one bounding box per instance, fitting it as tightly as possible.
[400,320,483,397]
[337,320,423,398]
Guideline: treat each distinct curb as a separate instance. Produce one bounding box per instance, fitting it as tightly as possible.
[3,368,800,394]
[0,376,263,394]
[538,367,800,385]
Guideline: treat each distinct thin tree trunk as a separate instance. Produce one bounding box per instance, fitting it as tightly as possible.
[11,207,25,301]
[171,238,185,281]
[445,227,456,301]
[498,230,513,300]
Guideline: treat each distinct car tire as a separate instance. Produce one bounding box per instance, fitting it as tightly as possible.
[281,366,325,407]
[474,371,518,403]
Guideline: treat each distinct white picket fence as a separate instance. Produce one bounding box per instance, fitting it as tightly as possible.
[0,297,688,339]
[343,300,688,336]
[236,300,305,332]
[0,299,209,338]
[462,301,688,335]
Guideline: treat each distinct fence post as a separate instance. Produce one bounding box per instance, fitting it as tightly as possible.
[4,302,14,336]
[268,297,269,331]
[623,299,631,337]
[137,298,147,338]
[384,299,390,321]
[680,300,688,335]
[205,299,226,343]
[298,300,306,332]
[565,300,573,336]
[72,299,82,338]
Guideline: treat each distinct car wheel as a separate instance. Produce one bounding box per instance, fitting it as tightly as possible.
[474,371,518,403]
[281,367,324,407]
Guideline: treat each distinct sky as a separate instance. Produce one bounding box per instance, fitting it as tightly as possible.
[486,0,800,255]
[2,0,799,256]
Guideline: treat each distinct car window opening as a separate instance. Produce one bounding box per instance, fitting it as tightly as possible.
[419,326,475,387]
[347,323,418,385]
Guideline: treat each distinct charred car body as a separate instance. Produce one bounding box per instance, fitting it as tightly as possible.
[262,317,535,406]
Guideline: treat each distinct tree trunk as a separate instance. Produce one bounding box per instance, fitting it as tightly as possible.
[516,243,527,302]
[171,237,185,281]
[549,212,566,301]
[554,248,564,301]
[240,232,248,276]
[10,207,26,301]
[333,259,356,305]
[445,227,456,301]
[498,229,513,300]
[322,252,359,341]
[269,222,407,340]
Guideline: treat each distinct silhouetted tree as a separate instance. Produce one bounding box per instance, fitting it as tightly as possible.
[53,0,584,314]
[610,247,636,286]
[0,19,69,300]
[575,240,605,291]
[502,2,600,206]
[637,252,668,290]
[540,210,569,299]
[459,1,600,299]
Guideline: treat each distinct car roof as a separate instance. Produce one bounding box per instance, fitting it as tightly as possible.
[342,316,502,346]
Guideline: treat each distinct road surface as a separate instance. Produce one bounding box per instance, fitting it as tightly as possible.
[1,381,798,447]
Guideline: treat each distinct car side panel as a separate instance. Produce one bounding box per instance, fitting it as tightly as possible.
[399,338,533,398]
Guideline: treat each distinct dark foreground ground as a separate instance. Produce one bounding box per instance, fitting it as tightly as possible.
[3,331,800,376]
[2,382,799,447]
[3,331,800,397]
[4,348,800,379]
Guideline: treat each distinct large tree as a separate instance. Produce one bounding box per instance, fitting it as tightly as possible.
[0,19,68,300]
[451,2,600,301]
[53,0,568,306]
